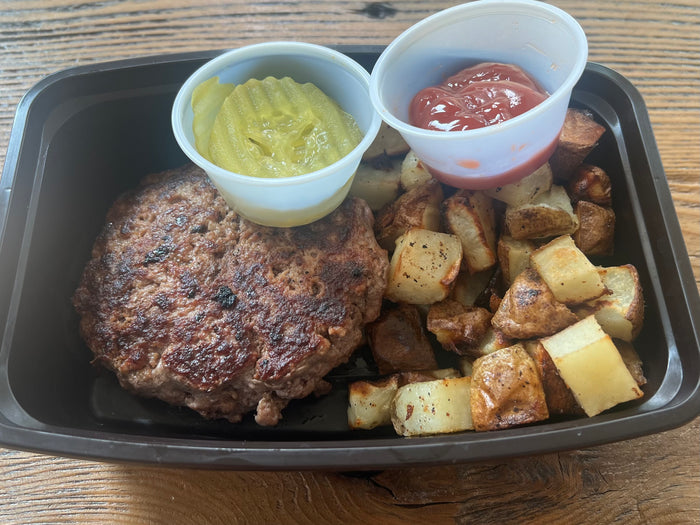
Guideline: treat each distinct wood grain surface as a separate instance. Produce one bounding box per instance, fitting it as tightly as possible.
[1,1,699,523]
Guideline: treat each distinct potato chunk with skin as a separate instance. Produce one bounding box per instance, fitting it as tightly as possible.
[573,200,615,256]
[449,269,493,307]
[505,185,579,240]
[400,150,433,191]
[426,299,493,356]
[540,315,644,417]
[363,120,410,159]
[470,344,549,431]
[491,268,578,339]
[573,265,644,342]
[391,377,473,436]
[385,228,462,304]
[367,303,438,375]
[616,340,647,386]
[443,190,498,273]
[567,164,612,206]
[530,235,605,304]
[375,180,443,252]
[524,340,583,416]
[466,326,512,359]
[498,235,536,287]
[484,162,553,207]
[348,375,399,430]
[549,108,606,180]
[349,155,402,211]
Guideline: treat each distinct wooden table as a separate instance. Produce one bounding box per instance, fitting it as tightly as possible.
[1,1,698,523]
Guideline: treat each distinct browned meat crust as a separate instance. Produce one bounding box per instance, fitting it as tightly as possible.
[73,164,388,425]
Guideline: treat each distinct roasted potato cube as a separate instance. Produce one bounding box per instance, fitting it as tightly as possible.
[363,121,410,159]
[348,375,399,430]
[400,150,434,190]
[567,164,613,206]
[530,235,605,304]
[504,185,579,240]
[451,265,503,313]
[540,315,644,417]
[491,268,578,339]
[449,270,493,306]
[375,180,443,252]
[484,162,553,206]
[524,340,583,416]
[366,303,438,375]
[498,235,536,286]
[349,155,402,211]
[426,299,493,356]
[385,228,463,304]
[469,326,512,358]
[573,200,615,256]
[391,377,473,436]
[573,265,644,341]
[549,108,606,180]
[616,340,647,386]
[470,344,549,431]
[443,190,498,273]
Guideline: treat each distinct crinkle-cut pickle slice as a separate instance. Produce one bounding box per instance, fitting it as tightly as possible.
[192,76,362,178]
[191,77,234,162]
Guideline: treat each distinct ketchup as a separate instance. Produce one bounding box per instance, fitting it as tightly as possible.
[409,62,548,132]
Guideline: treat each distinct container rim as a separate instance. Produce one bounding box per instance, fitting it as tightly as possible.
[0,48,698,470]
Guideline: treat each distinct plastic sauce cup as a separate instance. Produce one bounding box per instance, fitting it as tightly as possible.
[172,42,382,227]
[369,0,588,189]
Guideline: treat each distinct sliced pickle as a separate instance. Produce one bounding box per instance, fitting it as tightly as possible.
[191,77,234,162]
[193,76,362,178]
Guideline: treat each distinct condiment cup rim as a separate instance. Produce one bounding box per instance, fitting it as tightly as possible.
[172,41,381,187]
[369,0,588,139]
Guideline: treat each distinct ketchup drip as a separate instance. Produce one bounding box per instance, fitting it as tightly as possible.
[409,62,548,132]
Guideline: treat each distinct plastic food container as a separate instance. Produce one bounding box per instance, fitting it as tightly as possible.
[172,41,382,227]
[370,0,588,189]
[0,48,698,470]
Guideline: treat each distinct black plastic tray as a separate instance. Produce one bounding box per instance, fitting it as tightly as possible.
[1,47,699,470]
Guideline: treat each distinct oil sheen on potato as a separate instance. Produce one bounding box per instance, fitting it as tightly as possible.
[192,76,362,178]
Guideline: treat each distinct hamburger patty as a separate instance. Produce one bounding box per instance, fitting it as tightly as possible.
[73,164,388,425]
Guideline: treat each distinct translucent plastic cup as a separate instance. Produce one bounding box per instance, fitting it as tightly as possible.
[172,42,382,227]
[369,0,588,189]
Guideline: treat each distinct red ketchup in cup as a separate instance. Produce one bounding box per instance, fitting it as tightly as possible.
[409,62,548,132]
